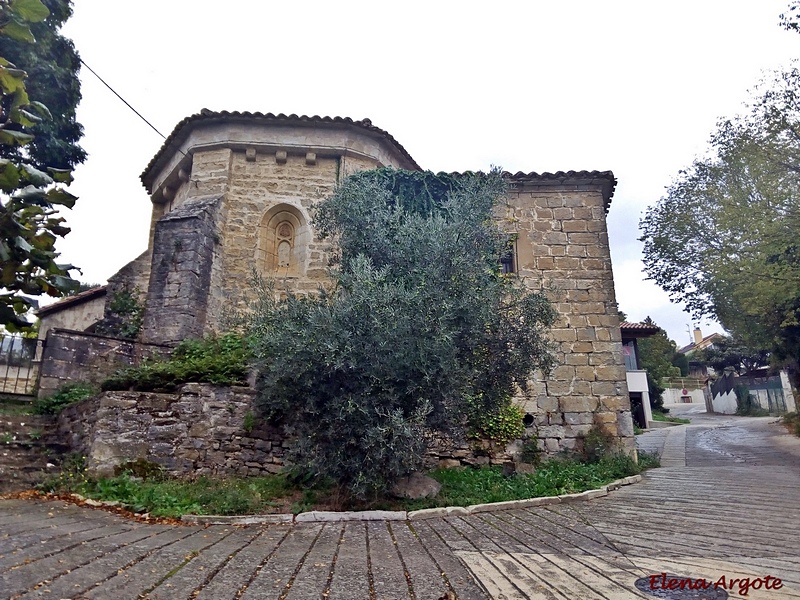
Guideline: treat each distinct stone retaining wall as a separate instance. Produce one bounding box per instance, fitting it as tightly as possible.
[56,383,524,478]
[38,329,171,398]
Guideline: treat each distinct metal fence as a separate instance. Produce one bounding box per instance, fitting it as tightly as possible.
[0,334,41,395]
[710,371,787,414]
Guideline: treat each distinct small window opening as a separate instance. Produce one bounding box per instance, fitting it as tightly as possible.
[500,239,516,274]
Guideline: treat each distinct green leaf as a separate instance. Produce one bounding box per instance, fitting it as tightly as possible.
[17,109,42,125]
[50,275,80,292]
[12,185,47,203]
[1,20,35,42]
[0,129,34,146]
[0,67,26,94]
[20,163,53,186]
[28,100,52,120]
[0,160,20,191]
[0,304,31,331]
[47,167,73,184]
[14,236,32,253]
[9,109,34,127]
[10,86,30,111]
[10,0,50,23]
[46,187,78,208]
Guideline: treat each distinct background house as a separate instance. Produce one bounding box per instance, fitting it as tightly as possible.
[620,321,659,429]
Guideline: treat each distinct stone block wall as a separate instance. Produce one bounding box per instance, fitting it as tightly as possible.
[141,196,220,344]
[216,150,341,314]
[55,383,525,478]
[505,177,634,456]
[38,329,171,398]
[56,384,289,477]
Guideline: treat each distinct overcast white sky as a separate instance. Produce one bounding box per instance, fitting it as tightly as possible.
[54,0,798,347]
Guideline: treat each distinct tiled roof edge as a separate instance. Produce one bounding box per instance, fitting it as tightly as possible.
[36,286,107,317]
[140,110,422,186]
[503,170,616,211]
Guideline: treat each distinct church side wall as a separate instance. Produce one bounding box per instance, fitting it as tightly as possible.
[507,183,634,455]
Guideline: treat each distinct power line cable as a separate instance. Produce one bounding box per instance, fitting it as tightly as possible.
[79,58,167,140]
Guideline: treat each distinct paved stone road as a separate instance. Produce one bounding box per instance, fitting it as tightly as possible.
[2,409,799,599]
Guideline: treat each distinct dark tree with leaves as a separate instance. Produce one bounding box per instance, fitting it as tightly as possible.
[0,0,84,170]
[0,0,80,330]
[248,169,557,498]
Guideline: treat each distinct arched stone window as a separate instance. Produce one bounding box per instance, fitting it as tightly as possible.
[257,204,310,275]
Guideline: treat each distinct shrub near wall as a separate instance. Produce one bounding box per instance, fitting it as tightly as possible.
[101,334,249,392]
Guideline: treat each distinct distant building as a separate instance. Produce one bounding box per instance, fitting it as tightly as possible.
[678,327,725,378]
[620,321,660,428]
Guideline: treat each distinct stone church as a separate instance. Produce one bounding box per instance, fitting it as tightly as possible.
[40,110,634,457]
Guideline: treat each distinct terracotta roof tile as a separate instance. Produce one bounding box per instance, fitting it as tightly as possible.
[620,321,660,337]
[141,112,617,210]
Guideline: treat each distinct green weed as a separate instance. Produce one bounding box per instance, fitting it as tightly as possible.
[32,382,98,415]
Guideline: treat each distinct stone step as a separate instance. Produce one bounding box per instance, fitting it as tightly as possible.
[0,408,63,493]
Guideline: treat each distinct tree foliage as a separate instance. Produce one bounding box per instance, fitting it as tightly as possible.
[0,0,84,170]
[248,169,557,498]
[639,67,800,376]
[781,1,800,35]
[0,0,80,331]
[636,318,682,411]
[697,336,771,375]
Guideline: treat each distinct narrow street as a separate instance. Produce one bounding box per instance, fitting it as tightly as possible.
[1,406,799,599]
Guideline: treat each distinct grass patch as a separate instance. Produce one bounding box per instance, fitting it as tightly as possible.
[32,382,98,415]
[40,452,659,517]
[652,410,690,424]
[0,399,34,416]
[405,453,657,510]
[38,458,302,517]
[782,412,800,437]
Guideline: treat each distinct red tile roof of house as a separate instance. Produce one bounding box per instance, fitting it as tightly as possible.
[35,286,107,317]
[620,321,660,337]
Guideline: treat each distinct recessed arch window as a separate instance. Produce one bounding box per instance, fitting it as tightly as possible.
[257,204,310,275]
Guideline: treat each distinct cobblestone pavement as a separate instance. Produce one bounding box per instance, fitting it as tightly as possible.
[2,412,799,599]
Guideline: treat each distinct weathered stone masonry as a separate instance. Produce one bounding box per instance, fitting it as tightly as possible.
[37,329,170,398]
[505,177,633,455]
[52,110,633,462]
[55,384,518,477]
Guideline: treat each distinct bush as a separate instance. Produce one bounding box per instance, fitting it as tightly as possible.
[102,333,250,392]
[734,384,769,416]
[33,382,97,415]
[581,425,619,463]
[781,411,800,436]
[467,400,525,446]
[519,435,541,465]
[93,287,145,339]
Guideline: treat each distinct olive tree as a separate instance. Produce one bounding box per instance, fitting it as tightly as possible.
[248,169,556,498]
